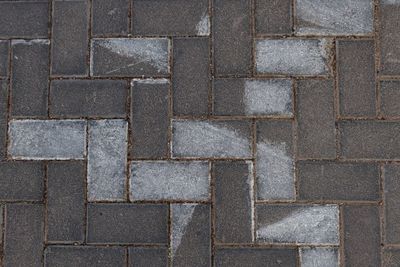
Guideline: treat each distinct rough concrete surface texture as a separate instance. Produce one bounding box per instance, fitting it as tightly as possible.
[0,0,397,266]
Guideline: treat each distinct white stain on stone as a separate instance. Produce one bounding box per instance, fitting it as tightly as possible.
[256,142,294,200]
[300,247,339,267]
[244,79,292,116]
[256,39,329,75]
[130,161,210,201]
[296,0,373,35]
[246,161,256,242]
[172,120,251,158]
[8,120,86,160]
[257,205,339,244]
[87,120,128,201]
[196,12,210,36]
[11,39,50,45]
[171,204,197,255]
[131,78,169,85]
[382,0,400,4]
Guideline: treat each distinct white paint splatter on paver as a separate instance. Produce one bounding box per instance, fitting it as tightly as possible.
[196,12,210,36]
[130,161,210,201]
[244,79,292,116]
[257,205,339,244]
[131,78,169,85]
[11,39,50,45]
[87,120,128,201]
[255,39,330,75]
[171,204,197,255]
[296,0,373,35]
[300,247,339,267]
[8,120,86,160]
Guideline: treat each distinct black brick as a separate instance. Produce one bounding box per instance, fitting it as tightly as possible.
[92,0,129,36]
[381,80,400,117]
[0,80,7,159]
[0,40,9,77]
[255,0,292,34]
[384,164,400,244]
[128,247,168,267]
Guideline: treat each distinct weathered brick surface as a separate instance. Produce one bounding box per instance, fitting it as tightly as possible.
[300,247,339,267]
[0,80,8,159]
[381,80,400,117]
[128,247,168,267]
[383,164,400,244]
[92,0,129,36]
[255,0,292,35]
[0,41,9,77]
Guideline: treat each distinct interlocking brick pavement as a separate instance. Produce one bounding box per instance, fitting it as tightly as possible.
[0,0,397,266]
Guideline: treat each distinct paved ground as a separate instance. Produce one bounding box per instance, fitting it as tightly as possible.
[0,0,399,266]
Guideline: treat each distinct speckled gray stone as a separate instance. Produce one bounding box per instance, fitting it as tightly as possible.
[255,39,331,75]
[8,120,86,160]
[296,0,373,35]
[130,161,210,201]
[87,120,128,201]
[300,247,339,267]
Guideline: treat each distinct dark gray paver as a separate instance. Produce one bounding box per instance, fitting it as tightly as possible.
[213,0,251,75]
[4,204,44,267]
[384,164,400,244]
[50,79,127,118]
[337,40,376,116]
[92,0,129,36]
[255,0,292,35]
[45,246,127,267]
[298,161,380,201]
[47,161,85,243]
[383,248,400,267]
[87,203,168,244]
[11,40,49,117]
[0,80,7,159]
[128,247,168,267]
[0,40,9,77]
[173,38,209,116]
[214,161,253,243]
[51,0,88,76]
[381,80,400,117]
[343,205,381,267]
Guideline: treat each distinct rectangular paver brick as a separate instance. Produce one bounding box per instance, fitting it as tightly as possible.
[299,247,339,267]
[0,40,9,77]
[337,40,376,116]
[128,247,168,267]
[297,79,336,158]
[88,120,128,201]
[0,80,8,159]
[133,0,209,36]
[384,164,400,244]
[47,161,85,243]
[171,204,211,267]
[130,79,169,158]
[9,120,86,160]
[130,161,210,201]
[91,38,169,77]
[52,0,89,76]
[380,80,400,117]
[50,79,127,118]
[213,0,251,75]
[4,204,44,267]
[214,161,253,243]
[255,0,292,35]
[173,38,209,116]
[172,120,252,158]
[11,40,49,117]
[256,204,339,244]
[298,161,380,201]
[92,0,129,36]
[87,203,168,244]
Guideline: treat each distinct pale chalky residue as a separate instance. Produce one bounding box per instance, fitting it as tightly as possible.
[131,78,169,85]
[171,204,197,255]
[382,0,400,4]
[196,12,210,36]
[11,39,50,45]
[300,247,339,267]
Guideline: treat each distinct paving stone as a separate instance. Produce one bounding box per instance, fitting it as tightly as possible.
[0,40,9,77]
[337,40,376,116]
[4,204,44,267]
[214,161,253,243]
[339,121,400,159]
[11,39,49,117]
[130,79,169,158]
[0,80,8,159]
[173,38,209,116]
[172,120,252,158]
[130,161,209,201]
[171,204,211,266]
[213,0,251,75]
[213,79,293,116]
[91,38,169,77]
[92,0,129,36]
[0,161,44,201]
[383,248,400,267]
[380,0,400,75]
[256,39,331,75]
[343,205,381,266]
[87,203,168,244]
[256,120,294,200]
[0,1,49,38]
[50,79,127,118]
[255,0,292,35]
[215,247,297,267]
[132,0,209,36]
[297,79,336,159]
[298,161,380,201]
[256,204,339,244]
[384,164,400,244]
[295,0,374,35]
[52,0,89,76]
[47,161,85,243]
[8,119,87,160]
[128,247,168,267]
[299,247,339,267]
[45,246,127,267]
[87,120,128,201]
[381,80,400,117]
